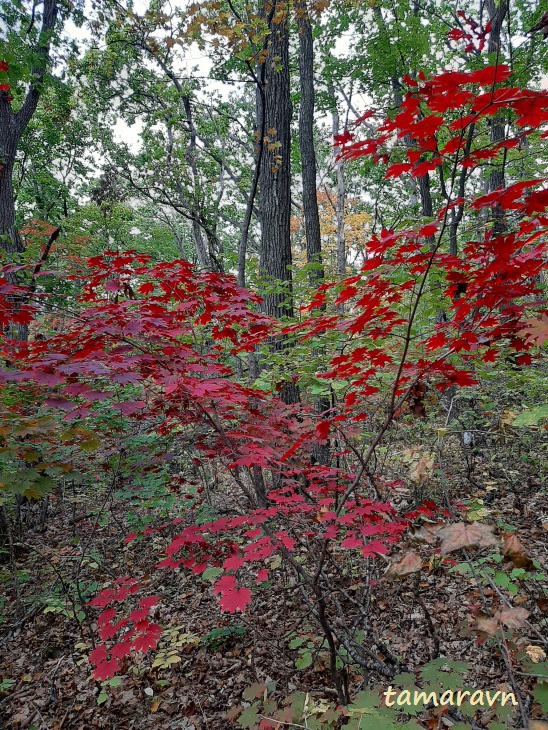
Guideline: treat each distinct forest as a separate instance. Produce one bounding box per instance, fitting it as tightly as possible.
[0,0,547,727]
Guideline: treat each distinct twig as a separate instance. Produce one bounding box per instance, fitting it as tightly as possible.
[413,573,440,659]
[46,655,65,707]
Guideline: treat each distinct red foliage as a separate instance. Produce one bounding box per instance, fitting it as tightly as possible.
[0,58,546,678]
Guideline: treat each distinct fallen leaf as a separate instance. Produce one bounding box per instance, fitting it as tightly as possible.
[119,689,136,704]
[475,615,499,636]
[526,645,546,663]
[496,607,529,629]
[503,533,534,569]
[385,551,422,578]
[438,522,498,554]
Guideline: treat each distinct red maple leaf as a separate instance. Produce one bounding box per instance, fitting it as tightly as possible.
[88,644,108,666]
[219,586,252,613]
[97,608,117,626]
[132,632,161,653]
[223,555,247,571]
[255,569,269,583]
[110,640,133,659]
[93,658,120,681]
[138,596,160,609]
[89,589,115,608]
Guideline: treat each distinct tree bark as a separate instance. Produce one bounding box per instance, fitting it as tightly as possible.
[295,0,323,286]
[328,90,346,278]
[296,2,329,461]
[0,0,59,256]
[182,95,223,272]
[258,0,299,405]
[486,0,508,200]
[258,1,293,321]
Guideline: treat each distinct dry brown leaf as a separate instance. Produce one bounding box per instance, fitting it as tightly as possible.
[496,607,529,629]
[438,522,498,554]
[519,314,548,346]
[410,526,439,544]
[385,551,422,579]
[528,722,548,730]
[475,615,499,636]
[410,454,435,484]
[410,519,445,544]
[119,689,137,705]
[503,533,534,570]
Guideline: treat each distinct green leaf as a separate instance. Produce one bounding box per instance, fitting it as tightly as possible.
[392,672,416,687]
[493,570,510,589]
[201,567,223,582]
[510,568,527,579]
[242,683,266,701]
[533,680,548,712]
[296,651,313,670]
[348,690,380,710]
[105,675,122,688]
[513,405,548,426]
[237,701,260,728]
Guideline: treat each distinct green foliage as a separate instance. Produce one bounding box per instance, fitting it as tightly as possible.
[0,677,15,693]
[200,624,246,649]
[231,659,526,729]
[513,405,548,427]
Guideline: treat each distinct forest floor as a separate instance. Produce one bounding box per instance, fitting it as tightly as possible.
[0,403,547,730]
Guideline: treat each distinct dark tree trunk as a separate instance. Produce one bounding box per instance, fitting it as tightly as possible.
[326,81,346,278]
[485,0,509,240]
[258,0,299,405]
[296,3,329,462]
[486,0,508,201]
[296,0,323,286]
[0,0,59,258]
[258,1,293,321]
[0,142,23,255]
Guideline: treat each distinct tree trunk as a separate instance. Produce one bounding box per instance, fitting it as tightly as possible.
[296,0,323,286]
[326,81,346,278]
[0,0,59,258]
[486,0,508,202]
[296,2,329,462]
[182,95,223,272]
[258,0,293,321]
[0,147,23,255]
[258,0,299,405]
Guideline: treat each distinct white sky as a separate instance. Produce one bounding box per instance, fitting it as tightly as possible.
[63,3,547,154]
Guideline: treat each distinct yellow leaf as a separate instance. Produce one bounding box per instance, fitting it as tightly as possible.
[467,507,490,522]
[525,645,546,663]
